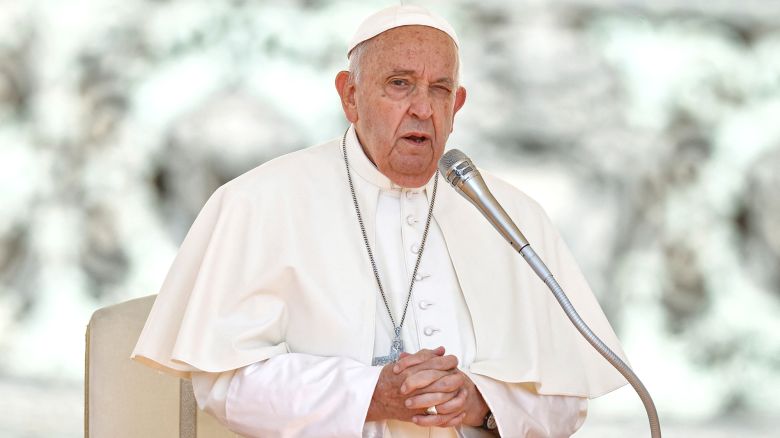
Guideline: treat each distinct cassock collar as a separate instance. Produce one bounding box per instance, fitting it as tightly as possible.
[346,124,438,198]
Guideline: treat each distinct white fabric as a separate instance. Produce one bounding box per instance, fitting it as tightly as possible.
[368,177,488,436]
[188,174,587,436]
[193,354,380,438]
[132,124,627,398]
[371,184,476,369]
[347,5,459,57]
[191,356,587,438]
[468,373,588,438]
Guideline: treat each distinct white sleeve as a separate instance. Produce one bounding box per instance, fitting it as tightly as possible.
[190,353,383,438]
[465,372,588,438]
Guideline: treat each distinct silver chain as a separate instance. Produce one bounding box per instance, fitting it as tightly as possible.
[341,128,438,332]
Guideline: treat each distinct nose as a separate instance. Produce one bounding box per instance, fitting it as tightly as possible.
[407,86,433,120]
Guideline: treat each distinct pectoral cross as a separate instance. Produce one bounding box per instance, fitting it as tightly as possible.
[372,327,405,366]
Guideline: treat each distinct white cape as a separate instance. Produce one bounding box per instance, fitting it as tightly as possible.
[133,127,628,398]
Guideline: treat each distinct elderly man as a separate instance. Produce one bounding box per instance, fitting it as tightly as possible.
[133,5,627,437]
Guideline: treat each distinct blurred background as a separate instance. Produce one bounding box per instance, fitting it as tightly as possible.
[1,0,778,436]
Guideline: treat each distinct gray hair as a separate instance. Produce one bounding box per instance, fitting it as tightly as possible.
[347,38,373,84]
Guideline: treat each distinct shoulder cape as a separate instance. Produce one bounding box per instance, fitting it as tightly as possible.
[133,131,628,398]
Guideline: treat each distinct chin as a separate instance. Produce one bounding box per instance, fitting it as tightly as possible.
[388,166,437,188]
[392,156,434,174]
[389,175,430,189]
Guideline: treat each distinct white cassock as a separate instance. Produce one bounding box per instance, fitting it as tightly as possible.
[133,125,628,437]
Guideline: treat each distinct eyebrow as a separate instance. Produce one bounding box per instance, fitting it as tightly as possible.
[387,70,455,87]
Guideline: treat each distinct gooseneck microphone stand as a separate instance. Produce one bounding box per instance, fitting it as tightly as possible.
[439,149,661,438]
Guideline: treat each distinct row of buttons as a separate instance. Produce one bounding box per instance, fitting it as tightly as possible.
[408,214,420,257]
[404,190,438,338]
[420,291,437,335]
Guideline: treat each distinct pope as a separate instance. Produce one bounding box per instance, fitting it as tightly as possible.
[133,5,628,437]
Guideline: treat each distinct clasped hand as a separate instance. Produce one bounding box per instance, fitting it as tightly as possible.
[366,346,488,428]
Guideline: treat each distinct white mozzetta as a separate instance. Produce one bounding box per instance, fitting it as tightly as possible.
[133,124,627,400]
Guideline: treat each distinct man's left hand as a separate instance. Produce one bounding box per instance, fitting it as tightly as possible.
[394,348,491,428]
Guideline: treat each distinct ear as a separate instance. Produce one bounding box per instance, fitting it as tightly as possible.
[453,86,467,115]
[335,71,359,123]
[449,86,467,133]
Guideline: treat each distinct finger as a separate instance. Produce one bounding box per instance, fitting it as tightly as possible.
[404,390,458,410]
[394,348,442,373]
[402,356,459,384]
[398,352,411,359]
[393,346,445,373]
[415,372,465,395]
[412,411,463,428]
[441,412,466,428]
[404,354,459,377]
[434,387,467,414]
[401,369,451,394]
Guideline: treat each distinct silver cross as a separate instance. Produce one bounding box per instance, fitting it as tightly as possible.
[372,327,405,366]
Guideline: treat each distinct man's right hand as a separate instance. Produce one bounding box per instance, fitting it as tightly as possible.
[366,347,464,425]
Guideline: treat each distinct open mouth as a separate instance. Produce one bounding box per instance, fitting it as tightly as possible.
[403,134,430,144]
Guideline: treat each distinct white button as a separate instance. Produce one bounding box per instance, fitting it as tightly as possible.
[415,273,431,281]
[411,243,420,254]
[405,191,417,199]
[418,300,433,310]
[423,326,440,336]
[406,215,417,226]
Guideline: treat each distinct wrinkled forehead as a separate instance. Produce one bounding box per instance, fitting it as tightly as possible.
[363,25,458,65]
[347,5,459,59]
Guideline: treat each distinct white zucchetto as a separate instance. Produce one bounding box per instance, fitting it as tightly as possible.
[347,5,460,58]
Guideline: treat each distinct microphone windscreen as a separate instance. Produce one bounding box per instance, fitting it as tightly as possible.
[439,148,468,174]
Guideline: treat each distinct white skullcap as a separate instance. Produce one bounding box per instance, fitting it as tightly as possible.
[347,5,459,58]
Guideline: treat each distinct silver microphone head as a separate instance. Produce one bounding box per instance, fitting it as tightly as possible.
[438,148,530,250]
[438,149,480,187]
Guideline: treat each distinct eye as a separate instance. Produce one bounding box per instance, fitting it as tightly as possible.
[389,78,409,87]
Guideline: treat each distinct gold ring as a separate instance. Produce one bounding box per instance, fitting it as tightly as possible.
[425,406,438,416]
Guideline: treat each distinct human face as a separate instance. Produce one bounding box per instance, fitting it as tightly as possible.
[336,25,467,188]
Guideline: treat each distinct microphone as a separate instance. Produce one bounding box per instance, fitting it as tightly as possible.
[437,149,530,252]
[437,148,662,438]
